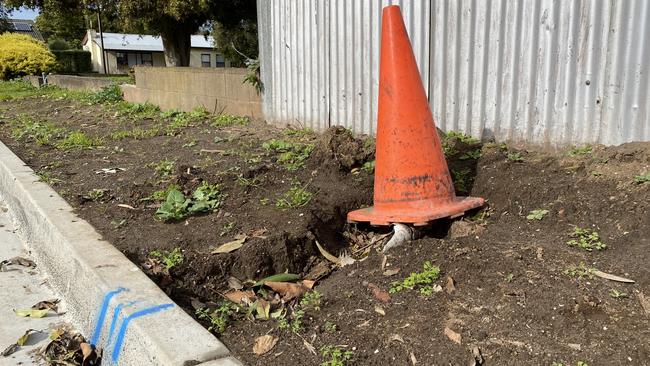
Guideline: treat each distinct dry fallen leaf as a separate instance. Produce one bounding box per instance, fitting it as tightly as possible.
[224,290,256,305]
[302,280,316,289]
[80,342,101,366]
[445,276,456,294]
[212,237,247,254]
[31,299,60,312]
[1,343,19,357]
[116,204,135,210]
[253,335,278,355]
[227,276,244,290]
[14,309,50,318]
[444,327,462,344]
[388,334,404,343]
[265,281,308,301]
[3,256,36,268]
[368,283,391,303]
[592,270,635,283]
[410,352,417,365]
[302,339,317,355]
[383,268,401,277]
[17,329,39,346]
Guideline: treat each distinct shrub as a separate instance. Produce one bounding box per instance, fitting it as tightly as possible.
[0,33,56,80]
[48,39,71,51]
[51,50,92,74]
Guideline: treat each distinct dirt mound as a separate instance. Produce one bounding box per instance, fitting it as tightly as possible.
[311,126,374,171]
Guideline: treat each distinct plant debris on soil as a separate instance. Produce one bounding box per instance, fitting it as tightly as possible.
[0,81,649,365]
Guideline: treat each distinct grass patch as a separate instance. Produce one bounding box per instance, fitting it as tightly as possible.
[0,80,48,100]
[568,145,593,157]
[116,102,160,120]
[526,209,549,220]
[211,114,250,127]
[263,139,314,171]
[35,171,62,185]
[149,247,183,270]
[276,183,313,209]
[389,261,441,295]
[633,172,650,184]
[567,227,606,251]
[149,159,175,179]
[10,114,64,145]
[57,131,103,150]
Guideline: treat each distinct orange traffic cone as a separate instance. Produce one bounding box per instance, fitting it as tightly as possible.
[347,5,484,226]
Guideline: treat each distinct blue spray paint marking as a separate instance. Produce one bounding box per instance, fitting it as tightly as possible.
[107,301,139,349]
[90,287,128,346]
[111,303,174,363]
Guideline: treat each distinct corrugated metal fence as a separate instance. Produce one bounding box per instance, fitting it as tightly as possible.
[257,0,650,146]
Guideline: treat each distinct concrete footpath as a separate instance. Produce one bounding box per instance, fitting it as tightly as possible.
[0,200,71,365]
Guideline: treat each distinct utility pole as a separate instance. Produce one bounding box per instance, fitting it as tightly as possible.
[97,6,107,74]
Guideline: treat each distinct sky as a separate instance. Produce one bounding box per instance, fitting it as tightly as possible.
[7,6,39,20]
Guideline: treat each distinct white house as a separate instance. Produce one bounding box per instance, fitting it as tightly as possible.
[82,30,231,74]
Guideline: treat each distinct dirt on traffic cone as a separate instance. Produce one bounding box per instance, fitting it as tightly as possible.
[347,5,484,226]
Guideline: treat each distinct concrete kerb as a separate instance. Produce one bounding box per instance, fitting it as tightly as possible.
[0,141,242,366]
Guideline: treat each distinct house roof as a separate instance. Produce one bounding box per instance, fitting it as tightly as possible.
[87,32,216,52]
[8,19,44,41]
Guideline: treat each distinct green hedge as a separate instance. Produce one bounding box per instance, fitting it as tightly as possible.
[51,50,92,74]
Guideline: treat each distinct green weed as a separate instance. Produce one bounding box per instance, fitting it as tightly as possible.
[451,169,471,192]
[149,159,175,179]
[220,222,236,236]
[505,273,514,283]
[57,131,102,150]
[633,172,650,184]
[183,139,197,148]
[320,346,353,366]
[323,321,337,333]
[445,130,479,144]
[283,127,315,139]
[567,227,606,251]
[507,152,524,162]
[568,145,592,157]
[237,175,261,187]
[609,289,628,299]
[263,139,314,171]
[10,114,63,145]
[361,160,375,173]
[278,309,304,333]
[564,262,595,279]
[196,303,236,334]
[300,291,322,311]
[85,84,123,104]
[155,183,223,221]
[459,149,482,160]
[149,247,183,270]
[86,189,107,201]
[212,114,250,127]
[526,209,549,220]
[140,184,181,202]
[35,171,62,185]
[116,102,159,120]
[276,183,313,209]
[389,261,440,295]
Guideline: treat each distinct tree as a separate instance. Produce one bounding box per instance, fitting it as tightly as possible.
[2,0,258,67]
[211,10,257,67]
[34,4,86,48]
[0,3,12,33]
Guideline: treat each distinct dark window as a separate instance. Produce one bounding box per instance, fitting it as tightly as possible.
[215,54,225,68]
[201,54,211,67]
[140,53,153,66]
[116,52,127,66]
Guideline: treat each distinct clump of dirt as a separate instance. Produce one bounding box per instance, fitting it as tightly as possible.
[311,126,374,171]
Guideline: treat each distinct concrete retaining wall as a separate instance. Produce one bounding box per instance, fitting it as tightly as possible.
[121,67,262,118]
[23,75,44,87]
[46,74,117,92]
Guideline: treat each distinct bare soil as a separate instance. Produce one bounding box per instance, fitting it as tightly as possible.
[1,95,648,366]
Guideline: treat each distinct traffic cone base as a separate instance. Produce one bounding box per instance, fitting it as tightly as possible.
[348,196,484,226]
[346,5,485,226]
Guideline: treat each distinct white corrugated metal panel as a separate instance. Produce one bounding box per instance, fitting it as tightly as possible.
[258,0,650,145]
[257,0,431,135]
[429,0,650,146]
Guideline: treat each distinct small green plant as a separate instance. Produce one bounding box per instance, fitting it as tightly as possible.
[568,145,592,157]
[220,222,236,236]
[212,114,250,127]
[445,130,478,144]
[149,159,175,179]
[149,247,183,270]
[154,183,224,221]
[243,58,263,94]
[567,227,606,251]
[237,175,261,187]
[35,171,62,185]
[300,291,322,311]
[323,321,337,333]
[526,209,549,220]
[276,183,313,209]
[196,303,236,334]
[57,131,102,150]
[591,171,603,177]
[505,273,514,283]
[564,262,595,279]
[87,189,107,201]
[451,169,471,192]
[259,197,270,205]
[263,139,314,171]
[155,189,190,220]
[609,289,628,299]
[361,160,375,173]
[634,172,650,184]
[389,261,440,294]
[278,309,304,333]
[10,114,63,145]
[320,346,353,366]
[507,152,524,162]
[190,182,224,213]
[141,184,181,202]
[116,102,159,120]
[284,127,315,139]
[459,149,482,160]
[182,139,197,148]
[85,84,123,104]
